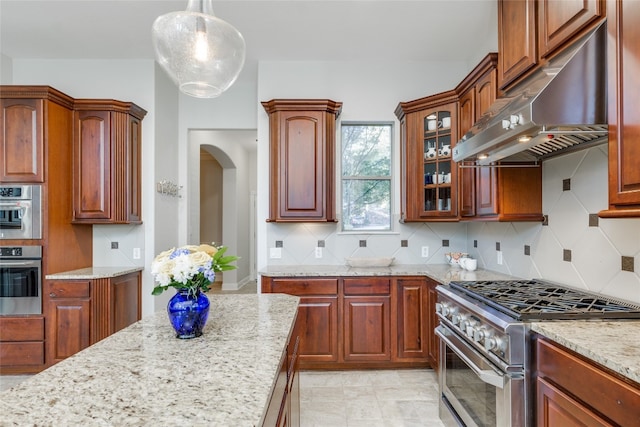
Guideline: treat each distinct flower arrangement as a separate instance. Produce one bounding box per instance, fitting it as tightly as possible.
[151,244,238,297]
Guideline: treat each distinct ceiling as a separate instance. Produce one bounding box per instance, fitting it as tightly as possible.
[0,0,498,81]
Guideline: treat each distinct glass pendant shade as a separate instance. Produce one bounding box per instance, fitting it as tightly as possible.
[152,0,246,98]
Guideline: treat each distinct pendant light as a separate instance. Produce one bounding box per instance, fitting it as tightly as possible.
[152,0,246,98]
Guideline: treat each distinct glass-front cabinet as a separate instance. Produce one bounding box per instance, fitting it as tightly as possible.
[396,93,458,221]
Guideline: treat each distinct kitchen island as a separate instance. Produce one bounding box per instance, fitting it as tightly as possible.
[0,293,299,426]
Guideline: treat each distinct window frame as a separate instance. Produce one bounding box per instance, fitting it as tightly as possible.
[339,121,394,234]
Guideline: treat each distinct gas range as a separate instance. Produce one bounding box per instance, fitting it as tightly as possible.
[435,279,640,427]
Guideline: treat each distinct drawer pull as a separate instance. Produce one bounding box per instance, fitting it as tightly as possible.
[49,292,57,297]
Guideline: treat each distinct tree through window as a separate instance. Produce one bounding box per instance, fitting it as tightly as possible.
[341,123,392,231]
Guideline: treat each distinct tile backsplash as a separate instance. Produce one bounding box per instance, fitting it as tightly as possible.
[266,145,640,304]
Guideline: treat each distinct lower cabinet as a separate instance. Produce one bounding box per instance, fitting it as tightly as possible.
[0,316,45,374]
[535,335,640,427]
[45,271,141,366]
[261,275,435,369]
[262,334,300,427]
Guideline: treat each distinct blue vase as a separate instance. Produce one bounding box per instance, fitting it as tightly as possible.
[167,289,210,339]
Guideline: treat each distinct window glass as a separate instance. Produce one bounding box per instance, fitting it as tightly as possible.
[341,123,392,232]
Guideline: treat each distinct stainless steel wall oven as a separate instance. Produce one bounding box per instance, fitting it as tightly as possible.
[0,246,42,315]
[0,185,42,240]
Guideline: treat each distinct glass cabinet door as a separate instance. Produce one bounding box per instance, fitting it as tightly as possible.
[421,108,456,217]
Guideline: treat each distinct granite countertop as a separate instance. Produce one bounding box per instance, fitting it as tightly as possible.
[45,266,144,280]
[259,263,518,285]
[0,293,300,426]
[531,320,640,385]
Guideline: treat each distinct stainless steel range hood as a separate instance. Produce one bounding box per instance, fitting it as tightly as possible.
[453,22,607,165]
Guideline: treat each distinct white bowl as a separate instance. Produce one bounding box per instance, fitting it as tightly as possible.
[346,257,395,267]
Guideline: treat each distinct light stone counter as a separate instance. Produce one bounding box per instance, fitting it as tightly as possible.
[0,293,299,426]
[531,320,640,385]
[45,266,143,280]
[259,263,519,285]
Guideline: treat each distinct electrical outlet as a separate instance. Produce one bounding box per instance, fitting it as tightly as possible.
[497,250,503,265]
[133,248,141,259]
[315,247,322,258]
[270,248,282,259]
[421,246,429,257]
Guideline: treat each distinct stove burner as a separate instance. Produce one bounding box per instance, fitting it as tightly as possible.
[448,280,640,320]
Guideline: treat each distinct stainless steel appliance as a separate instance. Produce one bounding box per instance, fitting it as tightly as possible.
[0,185,42,239]
[435,279,640,427]
[0,245,42,315]
[453,22,607,165]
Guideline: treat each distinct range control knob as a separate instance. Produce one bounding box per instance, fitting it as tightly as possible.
[473,328,487,343]
[452,313,466,327]
[485,336,503,352]
[435,303,443,314]
[465,320,478,338]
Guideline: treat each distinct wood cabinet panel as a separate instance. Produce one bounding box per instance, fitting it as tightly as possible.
[458,89,476,218]
[426,278,439,369]
[296,296,339,364]
[48,298,91,362]
[0,316,44,341]
[343,296,391,361]
[269,278,338,295]
[538,0,605,59]
[111,272,141,334]
[0,98,44,182]
[343,277,390,295]
[396,278,428,360]
[0,316,45,371]
[498,0,538,90]
[537,377,612,427]
[262,99,342,222]
[536,337,640,427]
[600,0,640,217]
[72,100,146,224]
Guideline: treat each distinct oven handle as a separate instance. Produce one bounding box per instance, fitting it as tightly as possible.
[0,261,39,267]
[436,326,506,389]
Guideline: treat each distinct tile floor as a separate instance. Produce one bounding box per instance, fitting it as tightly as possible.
[2,369,445,426]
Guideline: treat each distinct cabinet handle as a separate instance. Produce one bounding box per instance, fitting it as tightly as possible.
[49,292,57,297]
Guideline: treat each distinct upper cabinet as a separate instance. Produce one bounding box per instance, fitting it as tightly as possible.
[0,87,75,184]
[72,100,146,224]
[498,0,605,91]
[395,92,459,222]
[600,0,640,218]
[262,99,342,223]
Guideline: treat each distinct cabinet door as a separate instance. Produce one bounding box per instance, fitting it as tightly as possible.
[537,377,612,427]
[396,278,428,360]
[458,89,476,218]
[604,0,640,215]
[476,166,499,217]
[426,280,439,369]
[126,114,143,223]
[538,0,605,59]
[73,110,112,221]
[343,296,391,361]
[408,105,458,220]
[110,272,141,334]
[0,98,44,182]
[46,280,91,365]
[498,0,538,90]
[296,296,339,364]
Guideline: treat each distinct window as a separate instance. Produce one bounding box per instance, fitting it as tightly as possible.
[341,123,392,232]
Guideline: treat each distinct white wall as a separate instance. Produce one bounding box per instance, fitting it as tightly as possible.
[0,53,12,84]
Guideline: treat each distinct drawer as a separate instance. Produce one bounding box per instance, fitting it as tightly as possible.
[344,278,390,295]
[0,341,44,366]
[47,280,91,299]
[269,278,338,296]
[0,317,45,341]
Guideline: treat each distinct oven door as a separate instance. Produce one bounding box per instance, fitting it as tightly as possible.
[0,200,38,239]
[0,258,42,315]
[436,325,526,427]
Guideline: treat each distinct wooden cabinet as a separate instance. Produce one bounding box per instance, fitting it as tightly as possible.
[600,0,640,218]
[498,0,605,91]
[535,336,640,427]
[261,99,342,222]
[45,271,141,366]
[396,278,429,361]
[425,278,439,369]
[261,275,434,369]
[262,277,339,367]
[46,280,91,365]
[72,100,146,224]
[456,54,499,218]
[343,278,391,362]
[261,335,300,427]
[395,92,459,221]
[0,98,44,182]
[0,317,45,374]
